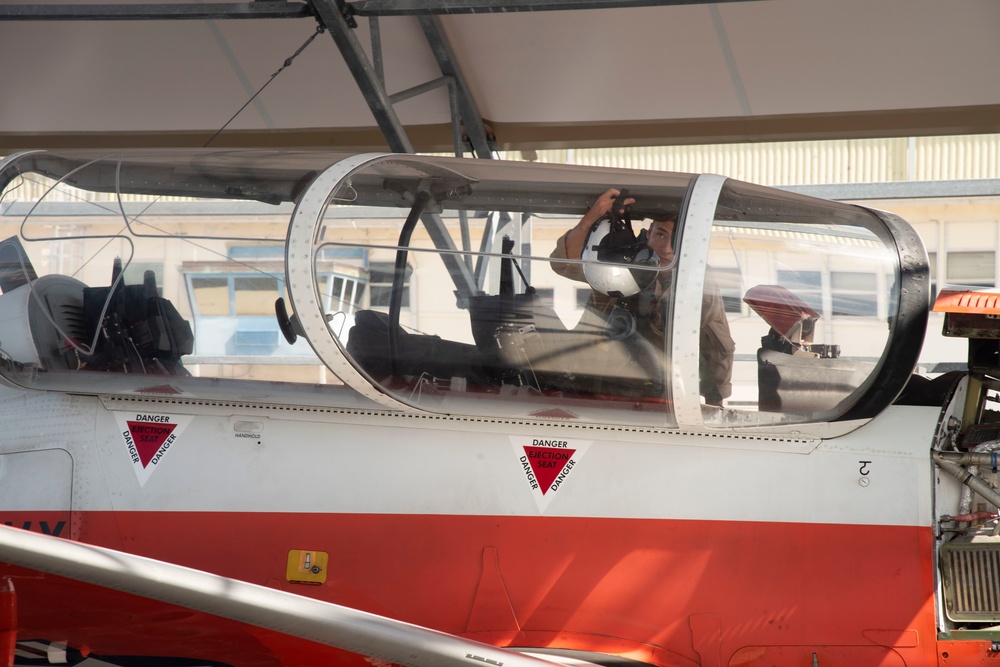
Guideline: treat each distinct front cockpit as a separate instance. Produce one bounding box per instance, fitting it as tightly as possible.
[0,149,929,433]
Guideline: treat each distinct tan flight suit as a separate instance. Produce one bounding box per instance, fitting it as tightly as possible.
[550,231,735,401]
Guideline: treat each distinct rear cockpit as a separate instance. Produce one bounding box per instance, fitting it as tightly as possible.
[0,150,929,433]
[0,240,192,377]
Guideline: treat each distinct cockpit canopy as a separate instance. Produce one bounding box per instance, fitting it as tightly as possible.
[0,150,929,434]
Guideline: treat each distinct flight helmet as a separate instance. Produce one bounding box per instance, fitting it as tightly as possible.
[581,189,660,297]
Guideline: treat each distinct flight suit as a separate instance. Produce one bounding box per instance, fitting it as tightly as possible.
[550,231,735,401]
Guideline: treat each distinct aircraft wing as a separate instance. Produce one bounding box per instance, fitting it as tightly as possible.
[0,524,561,667]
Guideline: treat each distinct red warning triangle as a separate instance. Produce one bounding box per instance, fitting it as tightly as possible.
[527,408,578,420]
[523,446,576,495]
[127,421,177,468]
[136,384,183,395]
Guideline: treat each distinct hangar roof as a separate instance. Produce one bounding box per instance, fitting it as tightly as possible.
[2,0,999,153]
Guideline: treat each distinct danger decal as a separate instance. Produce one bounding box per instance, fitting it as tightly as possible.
[114,412,194,487]
[511,436,591,513]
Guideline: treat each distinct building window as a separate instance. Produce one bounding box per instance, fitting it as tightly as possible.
[321,274,365,314]
[830,271,878,317]
[776,269,822,313]
[368,262,411,309]
[190,276,230,316]
[946,251,995,287]
[190,272,365,318]
[234,275,281,316]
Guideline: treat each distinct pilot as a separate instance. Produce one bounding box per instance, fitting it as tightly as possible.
[550,188,735,406]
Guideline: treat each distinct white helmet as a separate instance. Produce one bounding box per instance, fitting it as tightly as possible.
[582,219,659,297]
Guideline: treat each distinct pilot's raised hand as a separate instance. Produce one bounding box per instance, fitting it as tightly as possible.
[564,188,636,260]
[584,188,636,226]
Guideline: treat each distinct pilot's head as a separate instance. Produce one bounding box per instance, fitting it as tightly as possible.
[647,216,676,267]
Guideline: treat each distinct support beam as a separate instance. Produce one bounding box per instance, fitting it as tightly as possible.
[310,0,414,153]
[347,0,759,16]
[0,2,313,20]
[421,213,480,300]
[309,1,486,296]
[418,15,494,159]
[388,75,453,106]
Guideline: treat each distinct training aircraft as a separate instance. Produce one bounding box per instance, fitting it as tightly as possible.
[0,148,996,667]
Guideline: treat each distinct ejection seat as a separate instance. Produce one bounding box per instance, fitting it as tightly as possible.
[346,309,487,385]
[80,265,193,375]
[467,246,664,398]
[0,257,192,375]
[744,285,873,413]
